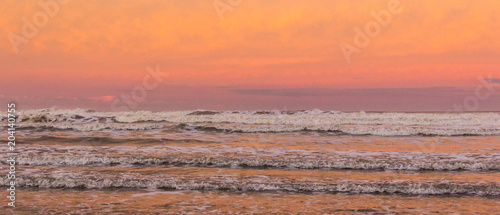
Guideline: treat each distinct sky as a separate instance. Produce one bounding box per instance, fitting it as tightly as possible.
[1,0,499,111]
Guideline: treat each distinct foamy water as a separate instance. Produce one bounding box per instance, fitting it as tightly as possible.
[1,109,499,213]
[5,108,500,135]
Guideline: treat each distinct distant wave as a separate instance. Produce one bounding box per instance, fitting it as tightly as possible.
[2,108,500,136]
[2,176,498,196]
[3,108,499,126]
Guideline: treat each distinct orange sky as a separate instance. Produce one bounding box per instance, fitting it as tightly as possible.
[1,0,499,110]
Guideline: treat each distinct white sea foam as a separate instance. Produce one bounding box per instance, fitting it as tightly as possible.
[1,175,498,196]
[4,108,500,136]
[5,108,499,126]
[180,123,500,136]
[8,153,499,171]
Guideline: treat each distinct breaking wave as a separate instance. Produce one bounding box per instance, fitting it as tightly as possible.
[10,123,500,136]
[3,108,500,136]
[9,155,499,171]
[1,176,498,196]
[4,108,499,126]
[177,124,500,136]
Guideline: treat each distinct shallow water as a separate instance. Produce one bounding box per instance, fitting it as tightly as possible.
[2,188,499,214]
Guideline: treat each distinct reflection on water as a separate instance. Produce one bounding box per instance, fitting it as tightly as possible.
[3,188,499,214]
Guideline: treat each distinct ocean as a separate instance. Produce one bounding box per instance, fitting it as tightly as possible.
[1,108,499,214]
